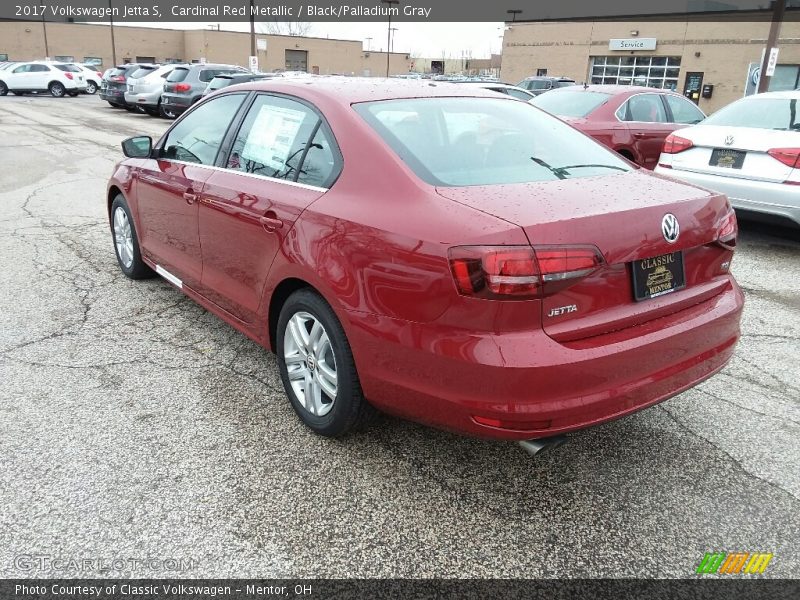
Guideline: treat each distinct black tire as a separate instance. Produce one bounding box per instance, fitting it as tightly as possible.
[277,289,371,437]
[85,82,97,95]
[124,104,137,112]
[0,81,8,96]
[49,82,65,97]
[11,91,25,96]
[110,194,154,280]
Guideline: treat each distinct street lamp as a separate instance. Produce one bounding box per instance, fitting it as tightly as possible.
[389,27,398,53]
[382,0,399,77]
[41,12,49,59]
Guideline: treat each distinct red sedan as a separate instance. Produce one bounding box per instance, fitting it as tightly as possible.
[531,85,706,169]
[108,78,742,452]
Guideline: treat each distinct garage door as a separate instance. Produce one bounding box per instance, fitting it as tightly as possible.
[285,50,308,72]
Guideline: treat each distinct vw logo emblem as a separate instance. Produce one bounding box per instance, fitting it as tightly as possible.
[724,135,734,146]
[662,214,680,244]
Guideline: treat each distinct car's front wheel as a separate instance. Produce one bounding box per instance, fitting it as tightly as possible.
[0,81,8,96]
[110,194,153,280]
[277,289,370,437]
[85,82,97,94]
[49,82,66,97]
[159,105,178,119]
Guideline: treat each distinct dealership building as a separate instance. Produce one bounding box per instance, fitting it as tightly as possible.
[0,21,411,76]
[501,17,800,113]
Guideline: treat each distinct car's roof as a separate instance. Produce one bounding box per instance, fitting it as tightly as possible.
[550,84,679,96]
[233,76,506,104]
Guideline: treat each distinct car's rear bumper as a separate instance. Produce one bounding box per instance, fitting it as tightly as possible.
[160,93,193,114]
[99,87,127,104]
[655,166,800,227]
[124,89,161,107]
[346,277,744,440]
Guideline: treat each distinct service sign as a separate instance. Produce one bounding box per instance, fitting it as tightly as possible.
[609,38,657,51]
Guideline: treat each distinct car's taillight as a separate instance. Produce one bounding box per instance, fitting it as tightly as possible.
[64,72,73,80]
[175,83,191,92]
[448,245,604,300]
[767,147,800,168]
[715,208,738,250]
[96,71,102,78]
[110,75,125,82]
[662,133,694,154]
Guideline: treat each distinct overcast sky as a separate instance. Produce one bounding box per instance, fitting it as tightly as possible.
[118,22,505,58]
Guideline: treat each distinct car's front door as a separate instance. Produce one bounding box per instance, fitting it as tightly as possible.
[198,93,340,323]
[7,64,32,90]
[134,93,247,289]
[619,93,674,169]
[30,64,52,89]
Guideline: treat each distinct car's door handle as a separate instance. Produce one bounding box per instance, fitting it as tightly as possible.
[183,191,198,204]
[259,213,284,231]
[633,132,647,139]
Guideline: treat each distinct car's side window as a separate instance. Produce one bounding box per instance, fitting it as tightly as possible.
[160,93,245,165]
[665,94,705,124]
[506,89,532,100]
[12,64,30,74]
[33,65,51,72]
[620,94,668,123]
[226,95,338,187]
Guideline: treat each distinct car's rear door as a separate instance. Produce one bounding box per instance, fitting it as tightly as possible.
[198,93,340,323]
[619,93,675,168]
[134,93,247,289]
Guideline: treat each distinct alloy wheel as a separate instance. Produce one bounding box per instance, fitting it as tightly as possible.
[113,207,134,269]
[283,311,338,417]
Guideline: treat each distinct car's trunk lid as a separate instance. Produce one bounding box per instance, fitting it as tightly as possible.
[436,170,733,342]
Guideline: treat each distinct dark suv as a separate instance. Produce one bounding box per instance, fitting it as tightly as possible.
[160,63,247,118]
[100,64,151,109]
[516,76,577,96]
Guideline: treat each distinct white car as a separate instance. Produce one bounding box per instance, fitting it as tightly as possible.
[0,61,86,97]
[123,64,174,115]
[655,90,800,227]
[74,64,103,94]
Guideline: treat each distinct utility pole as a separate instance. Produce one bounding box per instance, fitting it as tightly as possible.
[389,27,398,53]
[108,0,117,66]
[249,0,257,59]
[41,13,49,59]
[382,0,399,77]
[757,0,786,93]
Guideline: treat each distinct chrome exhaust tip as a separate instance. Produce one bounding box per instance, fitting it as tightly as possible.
[518,435,568,457]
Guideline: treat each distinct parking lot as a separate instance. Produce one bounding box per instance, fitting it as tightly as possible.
[0,94,798,578]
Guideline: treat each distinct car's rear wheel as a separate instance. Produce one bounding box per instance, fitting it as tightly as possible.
[85,82,97,94]
[110,195,154,280]
[277,289,370,437]
[49,82,65,97]
[0,82,9,96]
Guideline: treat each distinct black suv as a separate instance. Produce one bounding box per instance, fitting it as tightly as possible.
[100,64,150,109]
[516,76,577,96]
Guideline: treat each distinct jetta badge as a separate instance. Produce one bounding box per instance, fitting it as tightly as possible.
[662,214,680,244]
[724,135,734,146]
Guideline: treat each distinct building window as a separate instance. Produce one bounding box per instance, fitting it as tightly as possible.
[83,56,102,65]
[590,55,681,90]
[136,56,156,63]
[0,53,8,61]
[536,68,547,76]
[769,65,800,91]
[54,55,75,63]
[164,58,182,64]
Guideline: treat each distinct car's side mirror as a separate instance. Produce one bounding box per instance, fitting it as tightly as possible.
[121,136,152,158]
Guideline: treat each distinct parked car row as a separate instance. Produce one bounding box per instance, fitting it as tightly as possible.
[0,60,102,97]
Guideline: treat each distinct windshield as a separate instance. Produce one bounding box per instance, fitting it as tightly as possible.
[702,97,800,130]
[166,68,189,82]
[531,90,611,118]
[130,66,156,79]
[355,97,631,187]
[525,79,552,90]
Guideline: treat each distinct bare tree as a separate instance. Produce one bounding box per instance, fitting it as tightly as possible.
[256,21,313,36]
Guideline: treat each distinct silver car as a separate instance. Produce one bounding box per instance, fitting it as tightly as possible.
[123,64,174,116]
[655,90,800,228]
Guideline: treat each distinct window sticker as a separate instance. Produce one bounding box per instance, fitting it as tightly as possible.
[241,104,307,172]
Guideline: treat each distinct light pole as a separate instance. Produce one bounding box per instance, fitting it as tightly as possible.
[108,0,117,66]
[249,0,257,60]
[757,0,786,93]
[41,12,49,59]
[389,27,398,53]
[382,0,399,77]
[507,9,522,22]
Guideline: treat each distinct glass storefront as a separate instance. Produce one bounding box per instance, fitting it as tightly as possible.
[590,55,681,90]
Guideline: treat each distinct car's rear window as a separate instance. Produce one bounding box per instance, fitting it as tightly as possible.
[108,68,128,77]
[354,97,631,187]
[129,66,156,79]
[531,90,611,118]
[525,79,553,90]
[166,68,189,82]
[207,76,233,91]
[702,97,800,130]
[54,64,81,72]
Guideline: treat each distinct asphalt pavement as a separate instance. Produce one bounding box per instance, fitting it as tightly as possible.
[0,94,798,578]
